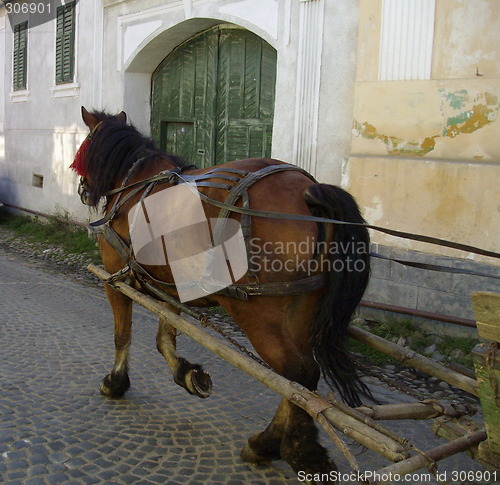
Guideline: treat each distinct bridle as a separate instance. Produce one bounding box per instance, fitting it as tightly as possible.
[72,121,102,206]
[77,177,92,206]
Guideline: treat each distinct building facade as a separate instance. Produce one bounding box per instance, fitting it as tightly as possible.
[0,0,499,322]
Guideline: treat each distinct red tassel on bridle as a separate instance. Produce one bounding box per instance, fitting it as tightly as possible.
[69,135,91,177]
[70,121,103,177]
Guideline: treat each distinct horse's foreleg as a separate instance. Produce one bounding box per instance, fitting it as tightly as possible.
[156,310,212,398]
[100,285,132,398]
[240,398,287,463]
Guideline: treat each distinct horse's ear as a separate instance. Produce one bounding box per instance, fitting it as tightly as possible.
[117,111,127,124]
[81,107,99,130]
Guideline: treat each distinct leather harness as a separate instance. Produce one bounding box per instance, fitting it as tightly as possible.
[85,163,330,301]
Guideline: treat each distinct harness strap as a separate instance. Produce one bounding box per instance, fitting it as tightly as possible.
[128,258,328,301]
[89,165,195,227]
[98,224,131,262]
[103,165,243,197]
[187,172,245,183]
[209,164,317,280]
[211,164,316,247]
[195,181,234,190]
[183,183,500,260]
[93,163,329,300]
[90,184,147,227]
[240,189,253,277]
[207,167,249,175]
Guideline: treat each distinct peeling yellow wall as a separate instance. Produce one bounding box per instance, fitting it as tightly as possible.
[433,0,500,79]
[346,156,500,260]
[347,0,500,264]
[352,81,500,161]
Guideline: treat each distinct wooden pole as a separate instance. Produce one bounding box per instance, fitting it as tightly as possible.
[367,430,487,484]
[348,326,478,397]
[357,402,475,421]
[88,264,409,463]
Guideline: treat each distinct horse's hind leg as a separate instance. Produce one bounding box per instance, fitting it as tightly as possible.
[280,400,337,480]
[236,297,336,479]
[156,310,212,398]
[241,379,335,478]
[100,286,132,398]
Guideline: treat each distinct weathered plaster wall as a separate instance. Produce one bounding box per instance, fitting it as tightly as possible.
[345,0,500,267]
[352,81,499,161]
[346,0,500,321]
[432,0,500,79]
[347,156,499,257]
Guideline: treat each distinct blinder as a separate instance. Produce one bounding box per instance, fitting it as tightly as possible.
[72,121,105,205]
[78,177,92,206]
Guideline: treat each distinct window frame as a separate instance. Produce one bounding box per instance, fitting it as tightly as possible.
[55,1,77,85]
[12,21,28,92]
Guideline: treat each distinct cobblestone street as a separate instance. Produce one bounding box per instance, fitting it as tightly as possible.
[0,246,489,484]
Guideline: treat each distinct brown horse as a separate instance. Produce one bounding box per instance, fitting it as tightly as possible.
[72,107,371,480]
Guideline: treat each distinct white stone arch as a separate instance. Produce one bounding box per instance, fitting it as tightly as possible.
[120,6,280,134]
[125,17,278,74]
[115,0,358,184]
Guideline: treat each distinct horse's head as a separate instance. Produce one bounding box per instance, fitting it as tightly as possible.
[70,107,128,206]
[71,107,184,208]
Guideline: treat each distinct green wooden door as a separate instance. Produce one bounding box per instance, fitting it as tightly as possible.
[151,27,276,167]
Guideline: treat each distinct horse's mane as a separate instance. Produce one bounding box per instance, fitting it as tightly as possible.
[84,110,186,207]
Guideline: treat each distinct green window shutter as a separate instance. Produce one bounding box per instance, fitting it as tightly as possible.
[13,22,28,91]
[55,2,76,84]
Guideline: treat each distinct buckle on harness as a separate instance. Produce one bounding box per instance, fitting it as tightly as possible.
[78,177,92,206]
[106,265,134,287]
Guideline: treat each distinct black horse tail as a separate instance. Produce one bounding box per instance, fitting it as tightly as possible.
[305,183,371,408]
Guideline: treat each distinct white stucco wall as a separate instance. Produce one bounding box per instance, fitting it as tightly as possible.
[0,1,103,220]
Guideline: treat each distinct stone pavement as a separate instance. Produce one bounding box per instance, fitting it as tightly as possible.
[0,247,490,484]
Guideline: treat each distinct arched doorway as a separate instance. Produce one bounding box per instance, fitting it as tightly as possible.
[151,25,277,167]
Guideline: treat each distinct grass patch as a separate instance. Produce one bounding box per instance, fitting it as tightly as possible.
[0,211,100,263]
[350,316,479,371]
[349,338,398,366]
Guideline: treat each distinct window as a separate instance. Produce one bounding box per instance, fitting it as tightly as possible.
[55,1,76,84]
[378,0,435,80]
[13,21,28,91]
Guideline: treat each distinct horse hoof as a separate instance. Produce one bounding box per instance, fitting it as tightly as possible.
[240,443,273,464]
[100,372,130,398]
[186,368,212,398]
